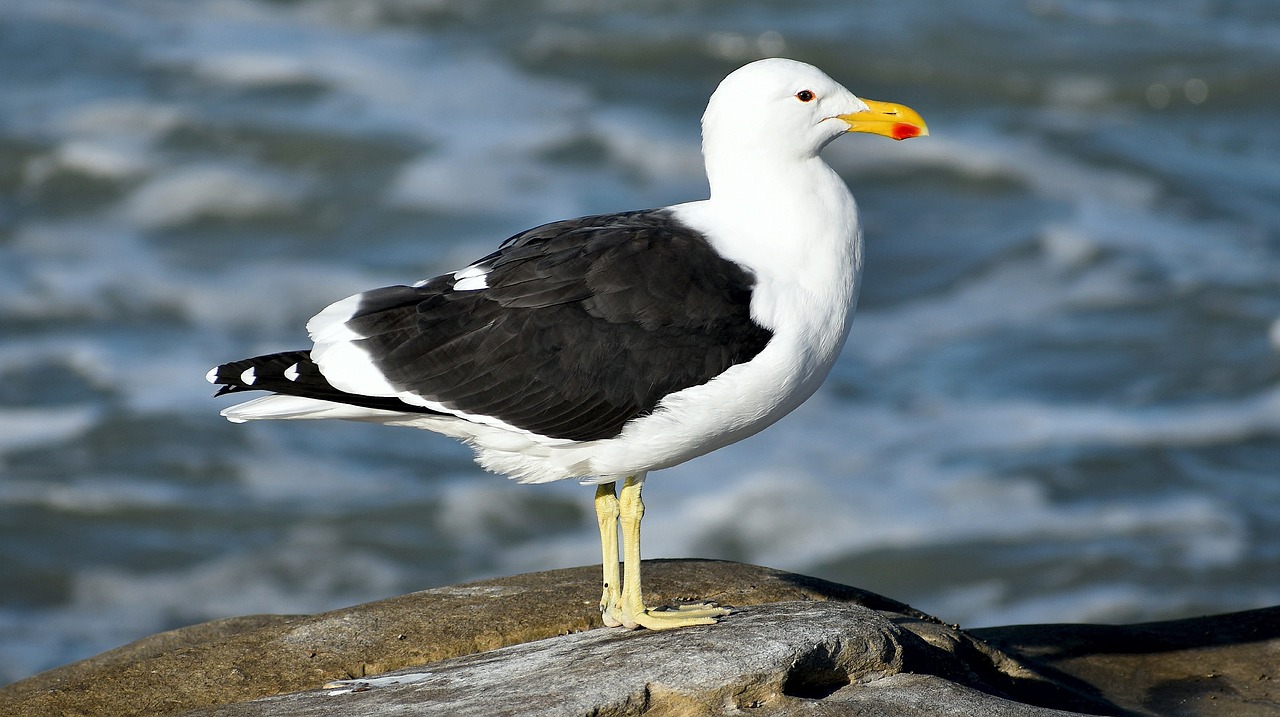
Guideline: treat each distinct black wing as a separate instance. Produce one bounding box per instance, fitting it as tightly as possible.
[215,209,774,442]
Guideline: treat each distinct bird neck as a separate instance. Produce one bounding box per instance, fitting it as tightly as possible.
[703,151,861,282]
[673,149,863,366]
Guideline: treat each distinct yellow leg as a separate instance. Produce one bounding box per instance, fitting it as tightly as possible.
[595,482,622,627]
[615,474,730,630]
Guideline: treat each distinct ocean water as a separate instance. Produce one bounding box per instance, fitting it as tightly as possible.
[2,0,1279,685]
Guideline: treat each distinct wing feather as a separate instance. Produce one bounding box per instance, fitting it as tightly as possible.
[215,209,774,442]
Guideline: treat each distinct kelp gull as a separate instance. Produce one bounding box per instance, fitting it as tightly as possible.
[208,58,927,630]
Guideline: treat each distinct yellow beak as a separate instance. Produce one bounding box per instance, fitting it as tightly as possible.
[837,99,929,140]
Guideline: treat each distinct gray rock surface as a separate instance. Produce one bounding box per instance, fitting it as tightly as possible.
[0,560,930,717]
[189,602,1090,717]
[2,560,1276,716]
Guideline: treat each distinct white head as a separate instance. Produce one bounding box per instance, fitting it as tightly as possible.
[701,58,927,163]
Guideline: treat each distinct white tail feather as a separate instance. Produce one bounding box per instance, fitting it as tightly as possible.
[220,395,399,423]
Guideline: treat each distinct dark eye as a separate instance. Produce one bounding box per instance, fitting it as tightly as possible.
[795,90,816,102]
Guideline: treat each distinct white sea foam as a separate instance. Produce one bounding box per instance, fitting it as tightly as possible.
[834,127,1161,210]
[379,56,599,217]
[189,265,391,332]
[0,476,193,514]
[591,106,706,184]
[836,129,1270,293]
[24,140,153,184]
[0,406,99,458]
[20,99,183,185]
[847,255,1139,367]
[4,218,387,333]
[229,445,435,507]
[191,52,320,88]
[123,164,307,228]
[388,155,575,216]
[58,99,186,139]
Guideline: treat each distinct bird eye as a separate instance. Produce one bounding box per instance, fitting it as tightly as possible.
[795,90,816,102]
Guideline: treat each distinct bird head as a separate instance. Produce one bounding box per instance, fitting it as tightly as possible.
[702,58,928,161]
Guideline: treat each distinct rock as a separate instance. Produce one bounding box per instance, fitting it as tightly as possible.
[0,560,923,717]
[973,610,1280,717]
[188,602,1087,717]
[1,560,1276,716]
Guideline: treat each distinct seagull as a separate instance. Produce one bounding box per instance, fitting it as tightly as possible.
[207,57,927,630]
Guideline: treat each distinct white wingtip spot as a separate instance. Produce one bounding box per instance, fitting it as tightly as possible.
[240,367,257,385]
[205,367,219,384]
[284,363,300,381]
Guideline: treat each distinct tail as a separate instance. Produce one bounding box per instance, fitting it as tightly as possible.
[207,350,440,421]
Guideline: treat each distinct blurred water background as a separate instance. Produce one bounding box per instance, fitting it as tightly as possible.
[3,0,1280,685]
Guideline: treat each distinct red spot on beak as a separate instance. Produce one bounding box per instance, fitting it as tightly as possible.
[891,123,921,141]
